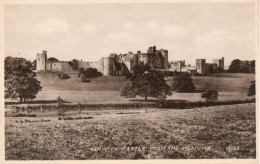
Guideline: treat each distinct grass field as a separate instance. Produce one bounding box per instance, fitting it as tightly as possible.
[28,73,255,103]
[5,103,255,160]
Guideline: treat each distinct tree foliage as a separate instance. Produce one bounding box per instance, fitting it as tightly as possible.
[48,57,59,62]
[228,59,255,74]
[172,73,196,92]
[120,63,172,101]
[5,57,42,102]
[80,67,102,78]
[201,89,219,102]
[248,80,255,96]
[68,59,79,70]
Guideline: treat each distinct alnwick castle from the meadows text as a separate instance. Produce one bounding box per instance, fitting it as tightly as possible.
[36,46,224,76]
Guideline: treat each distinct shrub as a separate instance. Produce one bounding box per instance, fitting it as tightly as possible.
[56,96,64,104]
[81,74,91,83]
[58,72,70,79]
[83,67,102,78]
[78,68,84,77]
[201,89,219,102]
[248,80,255,96]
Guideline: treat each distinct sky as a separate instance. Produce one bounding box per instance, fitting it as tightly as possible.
[4,3,257,66]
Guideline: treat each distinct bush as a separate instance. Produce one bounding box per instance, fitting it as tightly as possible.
[56,96,64,104]
[201,89,219,102]
[81,74,91,83]
[248,80,255,96]
[83,67,102,78]
[58,72,70,79]
[78,68,84,77]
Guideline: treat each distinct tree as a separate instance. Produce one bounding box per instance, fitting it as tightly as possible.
[201,89,219,102]
[68,59,79,70]
[248,80,255,96]
[120,63,172,101]
[249,60,255,74]
[32,59,37,70]
[5,57,42,103]
[172,73,196,92]
[48,57,59,62]
[228,59,241,73]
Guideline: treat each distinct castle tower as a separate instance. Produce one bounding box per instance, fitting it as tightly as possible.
[161,49,168,70]
[147,46,156,54]
[221,57,224,69]
[103,57,114,76]
[36,50,47,72]
[196,59,206,75]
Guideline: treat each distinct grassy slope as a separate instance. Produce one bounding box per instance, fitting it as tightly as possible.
[37,72,254,92]
[32,73,255,103]
[36,72,126,91]
[5,103,256,159]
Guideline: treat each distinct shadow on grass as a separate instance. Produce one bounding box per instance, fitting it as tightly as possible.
[5,100,71,105]
[129,99,188,103]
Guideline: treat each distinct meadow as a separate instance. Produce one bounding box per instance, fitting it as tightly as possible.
[5,103,256,159]
[31,72,255,103]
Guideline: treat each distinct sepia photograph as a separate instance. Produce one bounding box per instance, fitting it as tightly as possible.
[2,0,258,163]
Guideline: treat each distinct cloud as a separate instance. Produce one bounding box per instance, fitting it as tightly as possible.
[146,20,160,29]
[146,20,187,38]
[34,18,69,34]
[80,23,97,34]
[162,24,186,37]
[125,21,134,29]
[103,32,133,42]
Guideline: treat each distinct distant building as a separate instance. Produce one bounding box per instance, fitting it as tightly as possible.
[181,66,197,74]
[170,60,185,72]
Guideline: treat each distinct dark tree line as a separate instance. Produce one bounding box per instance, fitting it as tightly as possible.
[228,59,255,74]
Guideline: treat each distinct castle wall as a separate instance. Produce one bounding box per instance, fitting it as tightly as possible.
[78,62,90,70]
[213,57,224,69]
[89,61,103,74]
[46,61,52,70]
[51,62,63,71]
[61,62,73,72]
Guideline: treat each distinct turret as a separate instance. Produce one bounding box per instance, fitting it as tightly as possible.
[36,50,47,72]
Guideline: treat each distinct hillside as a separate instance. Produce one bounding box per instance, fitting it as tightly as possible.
[36,72,127,91]
[34,72,254,103]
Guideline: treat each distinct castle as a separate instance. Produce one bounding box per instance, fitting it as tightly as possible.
[36,46,168,76]
[37,46,225,76]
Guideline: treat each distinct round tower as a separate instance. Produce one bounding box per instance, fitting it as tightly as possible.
[103,57,113,76]
[36,50,47,72]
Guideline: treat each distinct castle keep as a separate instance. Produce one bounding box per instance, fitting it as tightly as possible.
[36,46,168,76]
